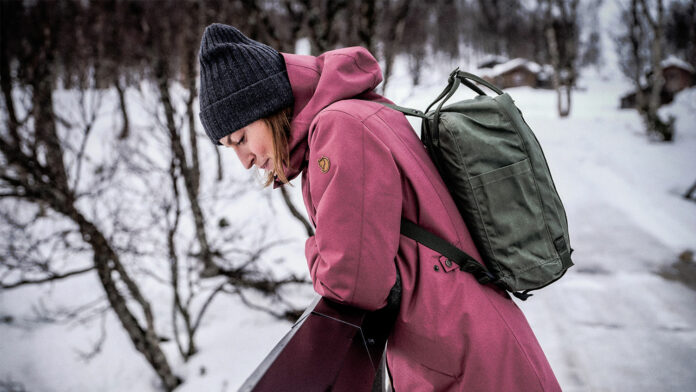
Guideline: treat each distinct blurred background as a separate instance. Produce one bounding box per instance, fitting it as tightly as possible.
[0,0,694,391]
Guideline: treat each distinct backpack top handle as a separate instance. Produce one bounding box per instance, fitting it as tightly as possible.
[427,68,505,147]
[425,68,503,114]
[376,68,505,147]
[456,70,504,96]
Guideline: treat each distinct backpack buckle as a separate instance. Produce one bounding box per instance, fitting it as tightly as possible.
[475,270,496,285]
[448,67,460,83]
[512,291,533,301]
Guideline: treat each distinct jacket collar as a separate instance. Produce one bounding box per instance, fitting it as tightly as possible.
[274,47,385,187]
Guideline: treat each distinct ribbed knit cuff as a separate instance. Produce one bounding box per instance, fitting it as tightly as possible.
[199,70,294,145]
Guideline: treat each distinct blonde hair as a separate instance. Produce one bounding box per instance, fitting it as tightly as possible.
[262,106,293,187]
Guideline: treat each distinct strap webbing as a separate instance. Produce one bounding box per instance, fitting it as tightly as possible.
[553,236,575,270]
[378,102,429,119]
[456,71,504,95]
[400,218,496,285]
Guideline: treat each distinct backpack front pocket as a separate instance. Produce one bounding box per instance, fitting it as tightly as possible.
[470,158,557,286]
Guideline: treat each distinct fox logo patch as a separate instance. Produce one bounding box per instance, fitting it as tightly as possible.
[318,156,330,173]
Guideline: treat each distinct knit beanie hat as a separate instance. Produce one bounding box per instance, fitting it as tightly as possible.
[198,23,294,145]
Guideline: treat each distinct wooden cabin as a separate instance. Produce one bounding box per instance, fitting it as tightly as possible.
[620,57,694,109]
[661,56,695,94]
[478,58,549,89]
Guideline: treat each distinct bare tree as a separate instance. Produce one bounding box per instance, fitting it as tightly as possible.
[0,65,182,392]
[542,0,579,117]
[356,0,379,54]
[380,0,414,93]
[617,0,675,141]
[473,0,528,56]
[163,152,227,361]
[2,2,312,389]
[435,0,460,60]
[304,0,351,54]
[476,0,505,55]
[664,0,696,68]
[639,0,674,140]
[280,186,315,237]
[402,1,430,86]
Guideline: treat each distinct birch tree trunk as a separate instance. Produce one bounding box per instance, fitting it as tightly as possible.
[544,0,577,118]
[639,0,673,140]
[545,19,566,116]
[629,0,647,116]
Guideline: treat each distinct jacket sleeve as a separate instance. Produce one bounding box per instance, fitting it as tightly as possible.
[304,110,402,311]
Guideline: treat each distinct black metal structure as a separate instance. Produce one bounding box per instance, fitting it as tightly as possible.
[239,296,394,392]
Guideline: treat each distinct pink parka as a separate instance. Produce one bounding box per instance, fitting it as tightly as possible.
[277,47,561,392]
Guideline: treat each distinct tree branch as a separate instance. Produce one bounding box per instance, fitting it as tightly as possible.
[638,0,658,29]
[0,266,95,290]
[191,281,227,334]
[280,186,314,237]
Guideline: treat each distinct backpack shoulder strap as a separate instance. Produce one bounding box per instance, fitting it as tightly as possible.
[376,102,429,119]
[400,218,495,285]
[401,219,534,300]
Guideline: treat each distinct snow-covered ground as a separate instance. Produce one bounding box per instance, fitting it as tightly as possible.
[2,62,695,391]
[2,8,696,389]
[499,81,696,392]
[386,58,696,391]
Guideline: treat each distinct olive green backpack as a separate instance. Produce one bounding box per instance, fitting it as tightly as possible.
[382,68,574,300]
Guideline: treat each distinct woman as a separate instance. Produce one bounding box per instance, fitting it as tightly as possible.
[198,23,561,391]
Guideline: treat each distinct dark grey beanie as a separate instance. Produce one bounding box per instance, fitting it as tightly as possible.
[198,23,294,145]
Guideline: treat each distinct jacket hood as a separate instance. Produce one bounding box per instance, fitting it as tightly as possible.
[275,47,388,187]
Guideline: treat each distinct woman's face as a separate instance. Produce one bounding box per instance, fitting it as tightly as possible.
[220,119,275,172]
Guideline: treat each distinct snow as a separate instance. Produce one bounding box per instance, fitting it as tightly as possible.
[661,55,695,73]
[385,63,695,390]
[477,57,543,78]
[476,54,508,69]
[3,62,695,391]
[294,37,312,56]
[2,6,696,391]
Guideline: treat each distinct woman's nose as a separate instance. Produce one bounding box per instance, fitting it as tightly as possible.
[235,148,255,170]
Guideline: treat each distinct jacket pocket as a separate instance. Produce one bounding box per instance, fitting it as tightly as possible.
[392,327,462,379]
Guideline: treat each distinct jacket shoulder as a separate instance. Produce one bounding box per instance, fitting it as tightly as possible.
[307,101,367,144]
[317,99,384,123]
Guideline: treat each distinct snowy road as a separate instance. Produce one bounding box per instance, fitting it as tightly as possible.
[522,201,696,392]
[503,79,696,391]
